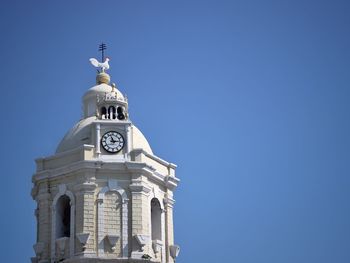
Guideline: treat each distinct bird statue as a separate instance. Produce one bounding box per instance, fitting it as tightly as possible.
[89,57,110,72]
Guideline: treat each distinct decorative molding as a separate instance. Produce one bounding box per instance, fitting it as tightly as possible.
[130,149,177,169]
[129,184,152,194]
[165,176,180,190]
[106,234,120,251]
[135,234,150,251]
[36,144,95,162]
[169,245,180,260]
[152,239,163,254]
[76,233,90,251]
[34,160,179,193]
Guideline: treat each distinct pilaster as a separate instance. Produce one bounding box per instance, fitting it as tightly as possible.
[95,123,101,157]
[164,194,175,263]
[129,175,152,258]
[35,184,52,262]
[74,181,97,256]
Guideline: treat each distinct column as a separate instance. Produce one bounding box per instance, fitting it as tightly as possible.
[96,123,101,157]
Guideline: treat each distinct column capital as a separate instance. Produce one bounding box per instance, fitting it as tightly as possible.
[129,184,152,194]
[163,197,175,208]
[74,182,97,194]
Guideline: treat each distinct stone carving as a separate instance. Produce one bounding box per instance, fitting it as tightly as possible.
[106,234,120,251]
[152,239,163,258]
[135,234,150,252]
[169,244,180,261]
[76,233,90,251]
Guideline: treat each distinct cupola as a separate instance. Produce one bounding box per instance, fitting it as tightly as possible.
[82,72,128,120]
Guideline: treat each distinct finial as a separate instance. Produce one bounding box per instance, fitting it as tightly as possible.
[111,83,117,93]
[95,72,110,84]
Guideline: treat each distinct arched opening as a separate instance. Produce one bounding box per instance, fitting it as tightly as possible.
[55,195,71,239]
[151,198,162,241]
[117,107,125,120]
[108,106,116,119]
[101,107,107,119]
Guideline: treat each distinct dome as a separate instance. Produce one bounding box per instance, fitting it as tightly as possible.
[83,83,125,102]
[56,117,95,153]
[56,117,153,155]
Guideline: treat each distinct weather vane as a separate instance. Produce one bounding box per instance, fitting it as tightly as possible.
[98,42,107,61]
[89,43,110,73]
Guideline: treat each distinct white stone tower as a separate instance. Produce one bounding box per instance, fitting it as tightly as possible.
[31,56,180,263]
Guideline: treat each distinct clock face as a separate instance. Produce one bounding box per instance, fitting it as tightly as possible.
[101,131,125,153]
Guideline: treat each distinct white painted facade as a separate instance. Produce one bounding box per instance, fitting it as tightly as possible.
[31,70,180,263]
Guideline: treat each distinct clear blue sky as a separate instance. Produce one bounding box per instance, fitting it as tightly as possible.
[0,0,349,262]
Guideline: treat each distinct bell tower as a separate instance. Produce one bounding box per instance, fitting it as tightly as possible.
[31,52,180,263]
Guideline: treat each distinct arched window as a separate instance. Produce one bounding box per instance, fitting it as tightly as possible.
[55,195,71,239]
[108,106,116,119]
[101,107,107,119]
[151,198,162,241]
[117,107,125,120]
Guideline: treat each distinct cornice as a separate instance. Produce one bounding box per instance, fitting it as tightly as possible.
[165,175,180,190]
[130,149,177,169]
[35,144,94,163]
[33,160,179,191]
